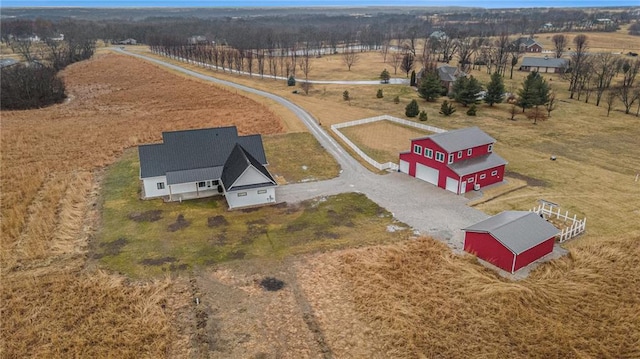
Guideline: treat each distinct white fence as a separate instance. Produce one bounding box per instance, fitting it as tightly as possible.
[330,115,445,172]
[530,202,586,243]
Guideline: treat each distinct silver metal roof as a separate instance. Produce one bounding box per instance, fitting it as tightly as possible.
[464,211,560,255]
[166,166,223,185]
[422,126,495,153]
[448,153,508,176]
[521,57,567,68]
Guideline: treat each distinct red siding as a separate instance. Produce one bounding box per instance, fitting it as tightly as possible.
[459,164,505,193]
[464,232,515,272]
[513,237,554,272]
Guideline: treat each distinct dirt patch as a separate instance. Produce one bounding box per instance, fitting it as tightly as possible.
[505,170,547,187]
[259,277,285,291]
[228,250,246,260]
[207,215,228,227]
[168,214,190,232]
[210,232,228,246]
[128,210,162,222]
[94,237,128,258]
[140,256,177,266]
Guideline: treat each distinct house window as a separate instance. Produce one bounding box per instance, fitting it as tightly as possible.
[488,144,493,152]
[468,177,474,183]
[491,170,498,176]
[424,148,433,158]
[157,182,165,190]
[458,151,463,159]
[414,144,422,155]
[257,189,267,194]
[237,192,247,197]
[212,180,219,186]
[448,154,454,164]
[468,148,472,156]
[480,174,486,179]
[198,181,206,188]
[435,152,445,163]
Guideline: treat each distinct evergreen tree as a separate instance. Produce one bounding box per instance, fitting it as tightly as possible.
[343,90,350,101]
[419,110,428,121]
[405,99,420,117]
[417,73,442,102]
[466,104,477,116]
[376,89,384,98]
[287,75,296,86]
[484,72,506,106]
[380,68,390,84]
[517,71,550,113]
[410,70,417,86]
[452,76,483,107]
[439,100,456,116]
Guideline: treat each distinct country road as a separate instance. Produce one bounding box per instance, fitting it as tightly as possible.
[115,48,488,250]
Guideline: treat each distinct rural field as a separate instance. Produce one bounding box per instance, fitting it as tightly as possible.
[2,24,640,359]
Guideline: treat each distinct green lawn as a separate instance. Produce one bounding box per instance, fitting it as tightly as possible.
[96,148,409,278]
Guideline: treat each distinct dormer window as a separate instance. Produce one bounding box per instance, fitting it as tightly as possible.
[458,151,463,159]
[414,144,422,154]
[448,154,454,164]
[468,148,472,156]
[488,144,493,152]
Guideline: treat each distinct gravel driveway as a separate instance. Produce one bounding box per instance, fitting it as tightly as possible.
[117,48,489,250]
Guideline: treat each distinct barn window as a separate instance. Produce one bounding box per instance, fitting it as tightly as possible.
[157,182,165,190]
[458,151,463,159]
[448,154,454,164]
[414,144,422,154]
[424,148,433,158]
[488,144,493,152]
[435,152,445,163]
[237,192,247,197]
[468,148,472,156]
[480,174,487,179]
[491,170,498,176]
[198,181,206,188]
[257,189,267,194]
[468,178,474,183]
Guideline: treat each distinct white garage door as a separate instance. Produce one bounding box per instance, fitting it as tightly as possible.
[416,163,439,186]
[445,177,459,194]
[399,160,409,174]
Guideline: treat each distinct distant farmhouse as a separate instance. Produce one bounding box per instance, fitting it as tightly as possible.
[417,65,466,94]
[138,126,277,209]
[399,127,507,195]
[520,56,568,73]
[513,37,543,53]
[118,38,137,45]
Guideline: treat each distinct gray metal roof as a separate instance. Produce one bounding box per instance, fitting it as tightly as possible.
[421,126,495,153]
[438,65,463,82]
[0,58,18,68]
[166,166,223,185]
[464,211,560,254]
[448,153,508,176]
[521,57,567,69]
[138,126,268,179]
[221,144,276,191]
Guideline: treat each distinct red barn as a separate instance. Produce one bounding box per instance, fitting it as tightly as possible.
[463,211,560,273]
[399,127,507,194]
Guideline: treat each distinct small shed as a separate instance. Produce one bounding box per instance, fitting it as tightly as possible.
[463,211,559,273]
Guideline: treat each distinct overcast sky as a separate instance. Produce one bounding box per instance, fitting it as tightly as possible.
[1,0,637,8]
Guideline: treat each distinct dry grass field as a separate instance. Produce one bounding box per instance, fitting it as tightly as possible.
[2,26,640,358]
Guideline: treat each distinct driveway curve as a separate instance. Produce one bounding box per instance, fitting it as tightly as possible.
[115,48,487,249]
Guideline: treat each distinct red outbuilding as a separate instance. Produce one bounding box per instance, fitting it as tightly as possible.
[463,211,560,273]
[399,127,507,194]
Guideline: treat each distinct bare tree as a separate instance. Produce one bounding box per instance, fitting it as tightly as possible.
[551,34,567,59]
[591,53,621,106]
[456,34,477,73]
[342,46,359,71]
[569,34,589,99]
[11,39,34,62]
[546,92,557,117]
[381,38,390,63]
[605,90,616,116]
[493,33,510,76]
[299,48,312,81]
[616,59,640,114]
[400,53,414,78]
[390,52,403,75]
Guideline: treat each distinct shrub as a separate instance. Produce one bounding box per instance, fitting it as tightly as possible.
[405,99,420,117]
[380,69,390,84]
[466,104,477,116]
[376,89,384,98]
[393,96,400,104]
[343,90,350,101]
[419,110,428,121]
[287,75,296,86]
[1,64,66,110]
[439,100,456,116]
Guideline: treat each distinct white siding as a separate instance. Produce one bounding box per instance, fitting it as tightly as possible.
[231,166,273,188]
[142,176,169,198]
[170,182,197,195]
[226,187,276,209]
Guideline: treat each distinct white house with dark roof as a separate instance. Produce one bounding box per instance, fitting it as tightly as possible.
[399,127,507,194]
[138,126,277,209]
[463,211,560,273]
